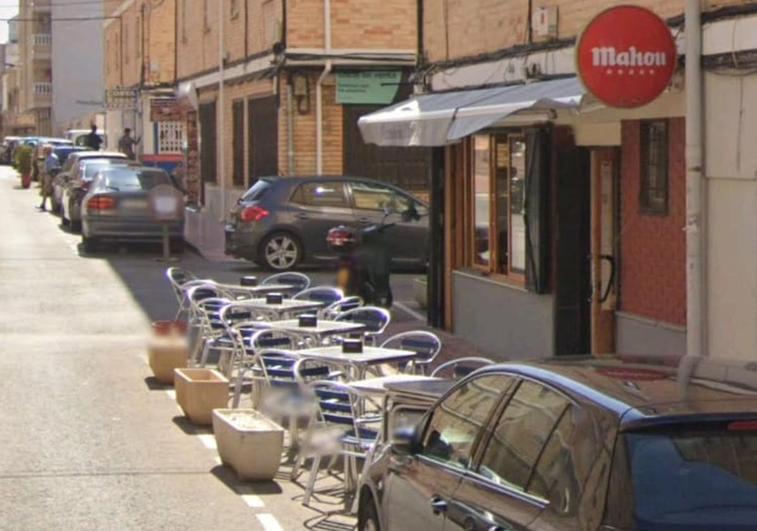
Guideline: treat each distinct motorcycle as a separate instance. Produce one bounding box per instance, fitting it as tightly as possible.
[326,205,420,308]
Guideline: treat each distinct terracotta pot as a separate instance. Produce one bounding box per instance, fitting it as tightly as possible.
[174,368,229,425]
[148,334,189,384]
[152,320,188,336]
[21,173,31,189]
[212,409,284,481]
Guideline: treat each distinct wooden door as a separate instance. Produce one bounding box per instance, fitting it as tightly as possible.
[590,148,619,354]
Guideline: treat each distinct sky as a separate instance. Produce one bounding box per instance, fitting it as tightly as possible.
[0,5,18,44]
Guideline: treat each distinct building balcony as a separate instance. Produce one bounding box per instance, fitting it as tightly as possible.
[31,82,52,108]
[30,34,51,59]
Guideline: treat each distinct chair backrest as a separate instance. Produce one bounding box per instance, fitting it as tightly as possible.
[311,380,359,428]
[381,331,442,364]
[292,286,344,305]
[249,329,296,352]
[430,357,495,378]
[262,272,311,292]
[319,296,363,319]
[166,267,197,302]
[257,348,330,389]
[335,306,391,335]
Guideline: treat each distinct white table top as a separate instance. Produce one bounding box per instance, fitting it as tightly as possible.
[296,346,417,366]
[349,375,445,395]
[264,319,365,336]
[240,299,324,312]
[217,283,296,295]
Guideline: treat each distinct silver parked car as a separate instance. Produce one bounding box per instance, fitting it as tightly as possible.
[80,166,184,253]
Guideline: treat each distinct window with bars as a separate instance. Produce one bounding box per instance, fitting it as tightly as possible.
[157,122,184,154]
[232,99,245,186]
[639,120,668,215]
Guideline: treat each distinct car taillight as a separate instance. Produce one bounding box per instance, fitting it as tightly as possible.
[87,196,116,210]
[240,205,269,222]
[728,420,757,431]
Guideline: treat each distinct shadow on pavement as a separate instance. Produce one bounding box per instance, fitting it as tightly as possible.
[210,465,284,496]
[171,415,213,435]
[143,376,172,391]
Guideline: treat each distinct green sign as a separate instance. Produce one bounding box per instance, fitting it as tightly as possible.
[336,71,401,105]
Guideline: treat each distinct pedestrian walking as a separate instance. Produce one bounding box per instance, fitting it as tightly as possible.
[85,124,103,151]
[118,128,140,160]
[37,145,59,211]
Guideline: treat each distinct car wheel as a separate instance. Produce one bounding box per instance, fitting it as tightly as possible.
[82,236,99,254]
[358,493,381,531]
[259,232,302,271]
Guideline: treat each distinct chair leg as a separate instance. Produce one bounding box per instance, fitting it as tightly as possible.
[302,454,322,506]
[231,367,247,408]
[198,341,211,367]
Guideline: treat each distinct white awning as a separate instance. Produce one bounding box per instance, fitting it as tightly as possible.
[358,77,585,147]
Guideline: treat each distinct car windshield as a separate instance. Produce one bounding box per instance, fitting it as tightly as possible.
[242,178,272,202]
[83,161,126,180]
[615,425,757,530]
[102,169,171,191]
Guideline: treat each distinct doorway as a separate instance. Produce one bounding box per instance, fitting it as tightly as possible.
[589,148,619,354]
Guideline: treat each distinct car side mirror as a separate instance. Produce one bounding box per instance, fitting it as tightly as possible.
[401,203,420,223]
[391,425,419,456]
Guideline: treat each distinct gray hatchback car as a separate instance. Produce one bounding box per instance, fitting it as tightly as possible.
[225,176,429,271]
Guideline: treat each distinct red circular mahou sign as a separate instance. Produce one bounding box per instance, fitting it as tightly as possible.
[576,5,677,108]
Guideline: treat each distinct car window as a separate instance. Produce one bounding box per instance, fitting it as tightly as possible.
[242,178,273,201]
[477,381,570,494]
[420,374,515,470]
[293,181,349,208]
[351,181,413,212]
[606,426,757,530]
[104,169,171,190]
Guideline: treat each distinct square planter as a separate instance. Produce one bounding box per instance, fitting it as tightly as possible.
[148,335,189,384]
[174,368,229,425]
[212,409,284,481]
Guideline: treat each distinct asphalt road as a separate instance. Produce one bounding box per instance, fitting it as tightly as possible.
[0,167,426,530]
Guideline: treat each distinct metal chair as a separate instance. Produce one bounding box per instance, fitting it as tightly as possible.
[165,267,198,317]
[430,356,495,379]
[292,286,344,305]
[380,330,443,375]
[334,306,392,345]
[262,272,311,294]
[302,380,380,509]
[319,296,364,319]
[185,284,228,364]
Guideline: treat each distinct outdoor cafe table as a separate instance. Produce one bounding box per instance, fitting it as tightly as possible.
[215,283,297,299]
[263,319,366,343]
[236,298,325,320]
[294,346,418,379]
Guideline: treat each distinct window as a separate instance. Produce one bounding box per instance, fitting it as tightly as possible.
[293,182,349,208]
[639,120,668,215]
[470,133,528,278]
[232,99,245,186]
[477,381,569,493]
[420,375,514,470]
[351,181,413,212]
[157,122,184,154]
[199,101,217,184]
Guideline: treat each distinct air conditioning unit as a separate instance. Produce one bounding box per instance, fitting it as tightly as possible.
[532,5,558,41]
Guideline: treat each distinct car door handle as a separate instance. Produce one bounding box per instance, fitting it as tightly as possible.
[429,496,448,514]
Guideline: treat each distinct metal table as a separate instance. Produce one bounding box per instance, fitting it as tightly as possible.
[350,374,446,397]
[236,298,325,320]
[295,346,417,379]
[263,319,366,343]
[216,283,297,299]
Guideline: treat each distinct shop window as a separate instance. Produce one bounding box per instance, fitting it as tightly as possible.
[470,133,528,280]
[639,120,668,215]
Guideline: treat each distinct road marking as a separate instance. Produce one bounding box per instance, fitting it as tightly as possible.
[394,301,425,321]
[165,389,176,400]
[198,434,217,450]
[241,494,265,508]
[255,513,283,531]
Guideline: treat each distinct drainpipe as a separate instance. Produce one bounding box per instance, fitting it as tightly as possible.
[218,0,226,222]
[287,81,295,173]
[316,0,332,175]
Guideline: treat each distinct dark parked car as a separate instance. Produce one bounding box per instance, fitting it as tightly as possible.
[61,158,136,230]
[225,176,428,271]
[358,356,757,531]
[52,151,127,213]
[80,166,184,252]
[0,136,21,164]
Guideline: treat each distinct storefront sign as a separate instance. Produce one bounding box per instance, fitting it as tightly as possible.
[105,88,138,110]
[150,98,183,122]
[576,6,676,108]
[336,71,401,105]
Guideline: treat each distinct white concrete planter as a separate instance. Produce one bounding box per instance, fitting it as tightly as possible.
[212,409,284,481]
[174,368,229,425]
[148,335,189,384]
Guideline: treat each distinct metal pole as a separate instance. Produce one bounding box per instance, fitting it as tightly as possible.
[685,0,705,359]
[218,0,226,221]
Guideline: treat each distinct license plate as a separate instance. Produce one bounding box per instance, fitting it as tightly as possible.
[121,199,147,209]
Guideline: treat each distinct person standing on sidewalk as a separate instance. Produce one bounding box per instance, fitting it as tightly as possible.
[118,128,140,160]
[85,124,103,151]
[37,145,59,212]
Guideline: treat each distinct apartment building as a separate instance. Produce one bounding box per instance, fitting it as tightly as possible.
[16,0,52,136]
[1,16,31,136]
[363,0,757,362]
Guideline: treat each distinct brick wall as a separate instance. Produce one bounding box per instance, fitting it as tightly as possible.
[423,0,747,64]
[287,0,417,50]
[619,118,685,326]
[277,75,344,176]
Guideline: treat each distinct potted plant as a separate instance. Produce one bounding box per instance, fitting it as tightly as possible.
[15,145,33,189]
[147,321,190,384]
[212,409,284,481]
[174,368,229,425]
